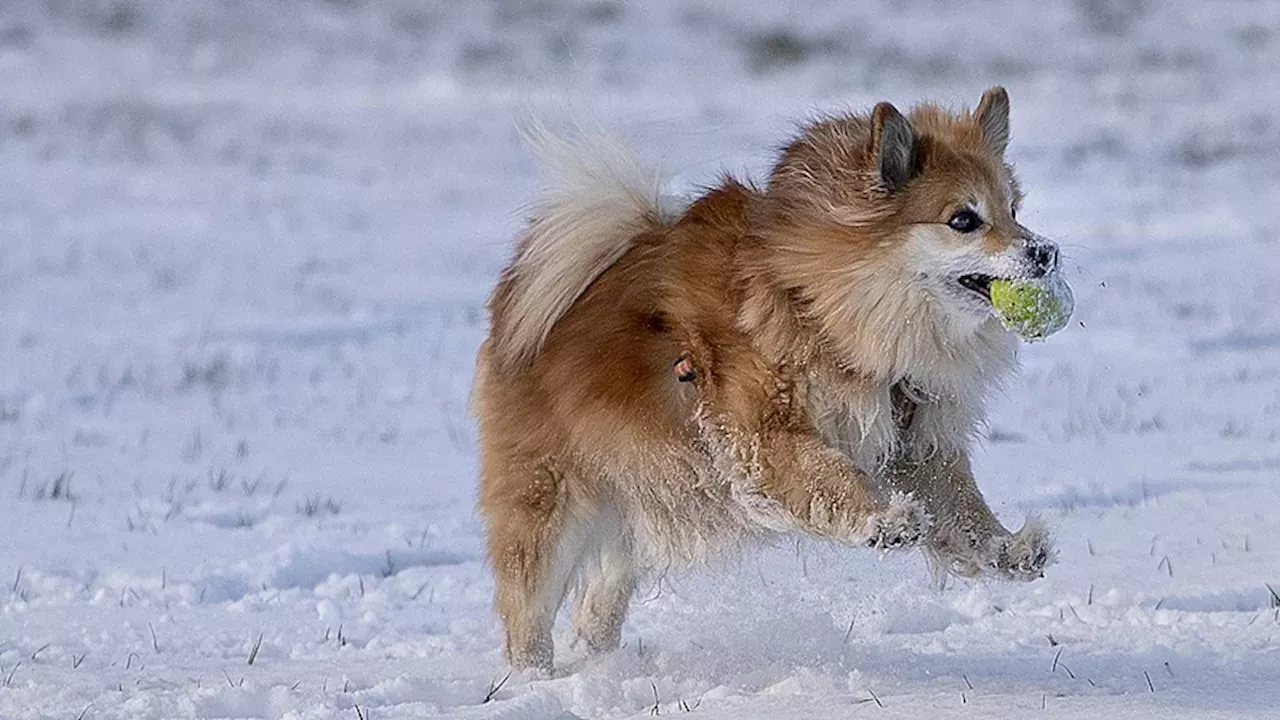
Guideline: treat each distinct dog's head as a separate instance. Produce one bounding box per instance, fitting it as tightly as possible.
[760,88,1055,377]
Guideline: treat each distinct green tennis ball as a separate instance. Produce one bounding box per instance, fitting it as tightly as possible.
[990,276,1073,341]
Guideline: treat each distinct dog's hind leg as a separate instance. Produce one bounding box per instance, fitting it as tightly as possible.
[483,462,589,674]
[570,505,636,655]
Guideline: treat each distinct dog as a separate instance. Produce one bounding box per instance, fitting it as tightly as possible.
[472,87,1058,673]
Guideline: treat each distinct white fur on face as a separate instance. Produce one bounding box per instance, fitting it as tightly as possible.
[903,224,1030,329]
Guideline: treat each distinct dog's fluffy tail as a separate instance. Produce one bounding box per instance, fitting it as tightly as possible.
[490,126,672,370]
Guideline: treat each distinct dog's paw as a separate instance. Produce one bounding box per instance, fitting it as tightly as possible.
[864,492,931,551]
[926,517,1055,582]
[987,517,1055,581]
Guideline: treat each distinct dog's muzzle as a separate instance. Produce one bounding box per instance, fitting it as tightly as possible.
[1021,232,1059,278]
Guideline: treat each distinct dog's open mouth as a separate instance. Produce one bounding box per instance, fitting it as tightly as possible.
[958,274,997,302]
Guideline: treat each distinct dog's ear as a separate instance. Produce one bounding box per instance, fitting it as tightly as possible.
[870,102,918,192]
[976,86,1010,156]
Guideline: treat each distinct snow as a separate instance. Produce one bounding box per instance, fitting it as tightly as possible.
[3,1,1280,717]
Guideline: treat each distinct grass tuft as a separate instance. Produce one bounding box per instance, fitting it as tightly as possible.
[23,471,75,501]
[298,495,342,518]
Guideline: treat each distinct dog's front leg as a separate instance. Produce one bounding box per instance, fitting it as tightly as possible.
[698,389,929,549]
[884,448,1053,581]
[685,343,929,548]
[748,429,932,548]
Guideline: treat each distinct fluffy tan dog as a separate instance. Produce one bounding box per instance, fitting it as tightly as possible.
[473,87,1057,673]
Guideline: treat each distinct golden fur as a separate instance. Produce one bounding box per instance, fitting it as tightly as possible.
[473,88,1058,672]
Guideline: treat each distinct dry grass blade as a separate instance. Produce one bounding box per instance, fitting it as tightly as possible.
[247,633,264,666]
[411,582,431,601]
[482,671,511,704]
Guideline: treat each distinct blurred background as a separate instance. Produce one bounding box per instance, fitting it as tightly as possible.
[3,2,1280,718]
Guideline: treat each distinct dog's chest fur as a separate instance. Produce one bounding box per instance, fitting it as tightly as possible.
[804,375,901,473]
[801,363,988,474]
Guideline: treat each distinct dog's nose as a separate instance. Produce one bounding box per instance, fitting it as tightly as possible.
[1025,241,1058,277]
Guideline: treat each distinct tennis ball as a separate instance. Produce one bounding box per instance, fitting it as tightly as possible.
[990,275,1073,341]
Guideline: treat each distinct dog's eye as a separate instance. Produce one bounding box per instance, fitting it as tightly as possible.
[1010,204,1018,221]
[947,209,983,233]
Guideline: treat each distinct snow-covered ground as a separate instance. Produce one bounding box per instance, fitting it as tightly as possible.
[3,1,1280,717]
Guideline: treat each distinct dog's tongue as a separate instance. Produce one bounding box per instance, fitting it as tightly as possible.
[990,273,1073,341]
